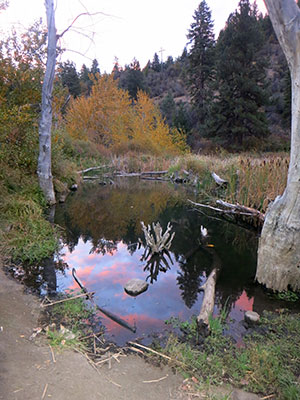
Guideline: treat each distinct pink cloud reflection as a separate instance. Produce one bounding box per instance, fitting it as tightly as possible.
[235,290,254,312]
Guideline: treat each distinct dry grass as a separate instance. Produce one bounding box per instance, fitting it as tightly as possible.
[177,153,289,212]
[108,152,289,213]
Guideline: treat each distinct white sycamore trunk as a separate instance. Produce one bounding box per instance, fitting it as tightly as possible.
[37,0,57,205]
[257,0,300,291]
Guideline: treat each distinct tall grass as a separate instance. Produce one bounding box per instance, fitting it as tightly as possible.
[169,153,289,213]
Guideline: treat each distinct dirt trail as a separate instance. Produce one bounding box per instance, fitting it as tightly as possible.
[0,265,187,400]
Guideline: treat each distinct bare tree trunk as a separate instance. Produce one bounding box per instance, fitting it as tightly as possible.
[37,0,57,205]
[256,0,300,291]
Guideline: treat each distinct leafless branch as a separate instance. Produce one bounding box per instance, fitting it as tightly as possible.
[58,11,115,39]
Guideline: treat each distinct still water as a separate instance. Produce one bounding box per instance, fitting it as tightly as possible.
[51,177,296,346]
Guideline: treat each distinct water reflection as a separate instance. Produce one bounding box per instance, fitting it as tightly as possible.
[53,178,266,345]
[10,177,299,346]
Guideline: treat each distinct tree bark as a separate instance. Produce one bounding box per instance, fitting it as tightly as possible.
[256,0,300,291]
[37,0,57,205]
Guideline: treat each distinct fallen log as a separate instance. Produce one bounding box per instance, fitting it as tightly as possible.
[77,165,107,174]
[140,170,168,176]
[72,268,136,333]
[140,177,169,181]
[188,199,264,228]
[113,172,141,177]
[197,268,218,336]
[216,200,265,225]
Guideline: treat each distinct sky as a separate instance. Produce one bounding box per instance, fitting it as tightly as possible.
[0,0,267,73]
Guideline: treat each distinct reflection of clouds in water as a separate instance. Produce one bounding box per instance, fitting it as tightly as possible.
[58,238,204,344]
[229,290,254,322]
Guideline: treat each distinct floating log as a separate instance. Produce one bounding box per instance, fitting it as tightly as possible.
[72,268,136,333]
[211,172,228,186]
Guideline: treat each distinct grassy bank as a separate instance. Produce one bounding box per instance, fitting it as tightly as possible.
[162,311,300,399]
[107,152,289,213]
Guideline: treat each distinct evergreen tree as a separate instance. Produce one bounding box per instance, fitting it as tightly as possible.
[119,58,146,100]
[151,52,161,72]
[207,0,269,148]
[79,63,92,95]
[58,60,80,98]
[112,57,122,80]
[187,0,215,125]
[90,58,100,76]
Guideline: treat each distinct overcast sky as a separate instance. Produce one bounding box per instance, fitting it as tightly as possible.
[0,0,267,72]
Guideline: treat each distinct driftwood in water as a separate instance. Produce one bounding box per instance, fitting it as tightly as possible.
[188,199,264,228]
[211,172,228,186]
[72,268,136,333]
[197,268,218,335]
[216,200,265,225]
[141,221,175,255]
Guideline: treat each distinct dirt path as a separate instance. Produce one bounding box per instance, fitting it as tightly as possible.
[0,265,187,400]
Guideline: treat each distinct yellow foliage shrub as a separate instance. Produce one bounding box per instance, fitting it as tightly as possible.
[66,74,132,145]
[65,75,187,155]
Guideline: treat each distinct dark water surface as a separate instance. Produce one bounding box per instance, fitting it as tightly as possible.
[48,177,300,346]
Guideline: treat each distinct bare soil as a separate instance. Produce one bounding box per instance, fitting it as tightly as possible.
[0,264,187,400]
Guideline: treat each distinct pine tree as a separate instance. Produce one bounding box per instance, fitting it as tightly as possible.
[187,0,215,125]
[58,60,81,98]
[90,58,100,76]
[207,0,269,148]
[151,52,161,72]
[119,58,146,100]
[79,64,92,95]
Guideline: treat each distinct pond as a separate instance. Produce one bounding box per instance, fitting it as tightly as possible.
[48,177,300,346]
[11,178,299,346]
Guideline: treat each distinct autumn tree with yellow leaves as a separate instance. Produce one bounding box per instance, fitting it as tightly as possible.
[65,74,187,155]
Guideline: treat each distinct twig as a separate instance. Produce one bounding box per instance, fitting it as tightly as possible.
[74,348,122,388]
[41,383,48,400]
[260,395,275,400]
[143,374,168,383]
[127,346,144,355]
[49,345,56,363]
[128,342,187,368]
[96,352,124,365]
[41,292,95,307]
[128,342,172,361]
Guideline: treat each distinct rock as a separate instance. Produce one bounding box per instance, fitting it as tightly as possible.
[244,311,260,324]
[124,279,148,297]
[230,389,260,400]
[58,191,69,203]
[70,184,78,191]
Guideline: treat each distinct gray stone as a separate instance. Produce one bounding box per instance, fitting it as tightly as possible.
[124,279,148,297]
[244,311,260,324]
[231,389,260,400]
